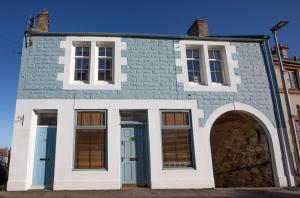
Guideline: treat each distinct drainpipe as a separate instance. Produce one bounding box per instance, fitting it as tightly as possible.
[262,40,295,186]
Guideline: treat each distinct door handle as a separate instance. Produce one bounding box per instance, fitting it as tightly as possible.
[129,158,138,161]
[40,158,49,161]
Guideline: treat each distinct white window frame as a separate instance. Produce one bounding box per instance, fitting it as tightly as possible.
[285,70,299,90]
[160,110,195,169]
[95,42,115,85]
[58,37,127,90]
[208,48,227,86]
[186,47,206,85]
[74,45,91,83]
[175,40,241,92]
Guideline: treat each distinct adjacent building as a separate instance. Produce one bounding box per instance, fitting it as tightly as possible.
[272,45,300,141]
[7,10,296,190]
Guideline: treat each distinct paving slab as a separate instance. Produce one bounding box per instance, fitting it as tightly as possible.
[0,188,300,198]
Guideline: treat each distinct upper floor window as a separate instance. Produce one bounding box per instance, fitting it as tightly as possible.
[74,46,90,82]
[186,48,204,84]
[208,49,224,84]
[285,70,299,90]
[98,46,113,82]
[161,111,194,168]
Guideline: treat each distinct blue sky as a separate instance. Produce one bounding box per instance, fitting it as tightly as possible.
[0,0,299,147]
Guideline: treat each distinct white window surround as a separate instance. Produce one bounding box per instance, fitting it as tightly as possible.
[58,37,127,90]
[175,40,241,92]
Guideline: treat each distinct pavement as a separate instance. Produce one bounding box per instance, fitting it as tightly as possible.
[1,188,300,198]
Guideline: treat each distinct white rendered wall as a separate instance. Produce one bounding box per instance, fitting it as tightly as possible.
[7,99,288,190]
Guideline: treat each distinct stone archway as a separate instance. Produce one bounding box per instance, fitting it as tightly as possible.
[210,111,275,187]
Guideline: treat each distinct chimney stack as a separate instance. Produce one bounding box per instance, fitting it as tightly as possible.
[27,9,49,33]
[271,44,289,58]
[187,19,208,37]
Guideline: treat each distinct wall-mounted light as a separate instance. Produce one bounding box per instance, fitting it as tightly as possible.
[15,115,24,126]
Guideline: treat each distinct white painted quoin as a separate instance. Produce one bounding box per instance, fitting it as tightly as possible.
[8,33,293,190]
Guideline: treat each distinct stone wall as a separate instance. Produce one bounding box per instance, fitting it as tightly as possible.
[210,111,274,187]
[17,36,277,127]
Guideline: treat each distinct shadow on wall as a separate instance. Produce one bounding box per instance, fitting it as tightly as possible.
[210,111,275,187]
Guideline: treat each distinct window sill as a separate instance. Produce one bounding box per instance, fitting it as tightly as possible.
[185,82,235,92]
[72,168,107,171]
[162,167,196,170]
[279,88,300,94]
[61,81,121,90]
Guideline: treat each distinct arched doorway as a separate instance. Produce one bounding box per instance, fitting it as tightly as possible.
[210,111,275,187]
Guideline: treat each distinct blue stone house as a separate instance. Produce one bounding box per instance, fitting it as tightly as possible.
[7,10,296,190]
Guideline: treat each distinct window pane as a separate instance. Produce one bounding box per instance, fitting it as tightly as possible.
[188,71,194,82]
[74,70,81,80]
[75,129,105,169]
[194,71,201,82]
[99,47,105,56]
[81,70,88,81]
[37,113,57,126]
[77,112,105,126]
[106,47,112,57]
[162,129,192,168]
[98,70,105,80]
[214,61,221,71]
[75,47,82,56]
[162,112,189,126]
[82,59,89,70]
[75,59,82,69]
[208,50,214,59]
[99,59,105,70]
[174,112,188,125]
[214,50,221,59]
[211,72,217,83]
[82,47,90,56]
[162,112,175,125]
[105,70,112,81]
[90,112,105,126]
[215,72,223,83]
[187,60,193,71]
[210,61,215,71]
[193,49,200,58]
[193,61,200,72]
[106,59,112,69]
[186,49,192,58]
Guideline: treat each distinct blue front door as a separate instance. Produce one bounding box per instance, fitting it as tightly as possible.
[32,127,56,188]
[121,125,148,186]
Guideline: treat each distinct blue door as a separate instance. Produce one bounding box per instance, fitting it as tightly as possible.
[121,125,148,186]
[32,127,56,188]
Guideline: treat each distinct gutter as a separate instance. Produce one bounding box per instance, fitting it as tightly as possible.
[25,31,270,42]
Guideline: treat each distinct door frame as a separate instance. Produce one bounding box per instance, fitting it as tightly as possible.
[31,111,57,189]
[119,110,151,188]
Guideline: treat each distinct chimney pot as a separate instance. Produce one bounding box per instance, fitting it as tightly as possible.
[271,44,289,58]
[187,19,209,37]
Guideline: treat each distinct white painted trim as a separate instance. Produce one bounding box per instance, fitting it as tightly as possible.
[58,37,127,90]
[175,40,241,92]
[201,102,289,187]
[8,99,206,190]
[8,99,289,190]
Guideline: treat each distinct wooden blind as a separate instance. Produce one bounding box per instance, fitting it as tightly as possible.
[162,112,188,126]
[77,112,105,126]
[75,129,105,169]
[162,129,192,167]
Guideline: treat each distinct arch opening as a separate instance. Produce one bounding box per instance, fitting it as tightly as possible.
[210,110,275,187]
